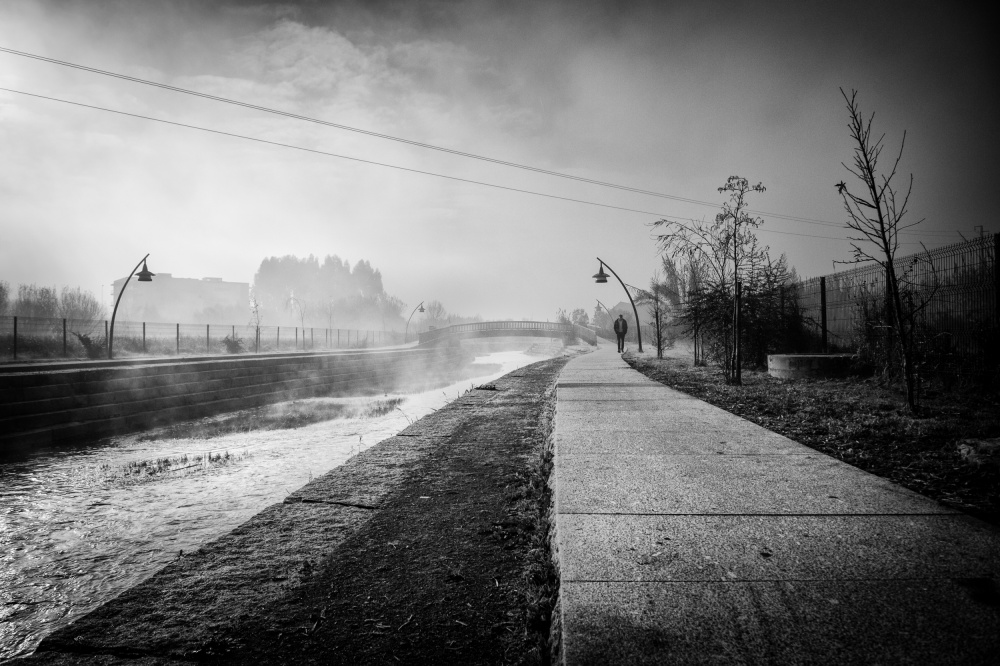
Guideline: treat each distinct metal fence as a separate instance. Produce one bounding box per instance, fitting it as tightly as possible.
[0,316,405,362]
[796,234,998,356]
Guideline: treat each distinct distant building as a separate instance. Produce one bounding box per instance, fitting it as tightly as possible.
[111,273,249,324]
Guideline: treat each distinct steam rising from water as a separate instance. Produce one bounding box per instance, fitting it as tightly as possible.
[0,344,576,660]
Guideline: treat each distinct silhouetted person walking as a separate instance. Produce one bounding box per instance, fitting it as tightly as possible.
[613,314,628,353]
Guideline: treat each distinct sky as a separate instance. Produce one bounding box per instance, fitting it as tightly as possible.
[1,0,996,322]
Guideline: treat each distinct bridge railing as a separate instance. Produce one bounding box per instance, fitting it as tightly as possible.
[418,320,596,346]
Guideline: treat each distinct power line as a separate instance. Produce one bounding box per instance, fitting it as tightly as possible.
[0,45,866,229]
[0,86,956,246]
[0,47,965,239]
[0,86,712,220]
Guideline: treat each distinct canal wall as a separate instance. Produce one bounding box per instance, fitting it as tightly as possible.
[0,346,464,453]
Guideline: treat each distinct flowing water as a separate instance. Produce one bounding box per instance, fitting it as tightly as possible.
[0,349,559,661]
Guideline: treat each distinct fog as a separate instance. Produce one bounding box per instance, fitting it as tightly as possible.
[0,338,575,660]
[0,0,995,321]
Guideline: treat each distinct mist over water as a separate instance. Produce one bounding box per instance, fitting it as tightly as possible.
[0,346,565,661]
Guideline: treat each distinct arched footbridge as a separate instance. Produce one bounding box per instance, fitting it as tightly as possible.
[418,321,597,346]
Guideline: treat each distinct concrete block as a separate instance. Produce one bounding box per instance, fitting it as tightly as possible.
[768,353,854,379]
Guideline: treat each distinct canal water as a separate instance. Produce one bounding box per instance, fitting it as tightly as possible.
[0,348,559,661]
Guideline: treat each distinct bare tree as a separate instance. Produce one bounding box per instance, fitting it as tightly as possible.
[835,88,928,412]
[425,300,447,321]
[249,290,264,352]
[633,272,675,359]
[285,294,308,329]
[57,286,106,322]
[0,280,10,316]
[653,176,767,383]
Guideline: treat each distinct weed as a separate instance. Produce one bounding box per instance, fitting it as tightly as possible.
[72,332,106,359]
[222,333,245,354]
[95,449,251,487]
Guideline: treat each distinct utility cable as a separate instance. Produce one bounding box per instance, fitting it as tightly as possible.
[0,85,945,245]
[0,45,909,230]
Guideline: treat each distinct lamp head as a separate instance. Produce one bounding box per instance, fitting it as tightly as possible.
[418,304,425,313]
[136,259,155,282]
[592,263,609,284]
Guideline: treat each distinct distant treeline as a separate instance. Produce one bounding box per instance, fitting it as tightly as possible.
[251,254,480,331]
[1,254,481,333]
[0,281,106,321]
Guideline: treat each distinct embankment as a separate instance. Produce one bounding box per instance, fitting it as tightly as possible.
[0,345,464,453]
[16,354,571,665]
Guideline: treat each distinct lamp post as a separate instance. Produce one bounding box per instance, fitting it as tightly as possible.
[404,301,425,343]
[593,258,642,353]
[109,253,154,359]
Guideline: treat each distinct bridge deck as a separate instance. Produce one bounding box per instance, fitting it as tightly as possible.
[419,320,596,346]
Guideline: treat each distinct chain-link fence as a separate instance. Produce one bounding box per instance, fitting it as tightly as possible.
[0,316,405,362]
[796,234,998,357]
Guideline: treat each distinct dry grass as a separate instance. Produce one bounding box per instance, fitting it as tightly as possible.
[93,449,251,487]
[625,352,1000,524]
[137,397,406,441]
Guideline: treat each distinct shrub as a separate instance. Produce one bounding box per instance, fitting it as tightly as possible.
[72,332,106,359]
[222,333,245,354]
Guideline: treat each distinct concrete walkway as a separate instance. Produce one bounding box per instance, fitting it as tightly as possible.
[553,345,1000,665]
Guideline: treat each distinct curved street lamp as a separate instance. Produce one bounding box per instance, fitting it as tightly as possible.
[404,301,425,343]
[595,299,614,320]
[109,253,154,359]
[595,298,615,341]
[593,257,642,352]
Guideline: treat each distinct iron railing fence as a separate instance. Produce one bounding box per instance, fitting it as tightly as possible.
[796,234,998,356]
[0,316,405,362]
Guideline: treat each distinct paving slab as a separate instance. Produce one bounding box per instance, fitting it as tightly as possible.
[556,387,677,402]
[556,452,953,515]
[556,370,655,385]
[553,345,1000,664]
[554,428,805,456]
[559,514,1000,582]
[560,579,1000,666]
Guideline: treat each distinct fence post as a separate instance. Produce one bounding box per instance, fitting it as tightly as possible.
[143,322,146,353]
[295,327,298,350]
[206,324,210,353]
[311,327,314,349]
[779,285,786,348]
[820,276,828,353]
[176,323,179,354]
[733,281,742,384]
[105,320,109,356]
[63,318,67,356]
[995,233,1000,329]
[12,316,17,360]
[277,326,280,351]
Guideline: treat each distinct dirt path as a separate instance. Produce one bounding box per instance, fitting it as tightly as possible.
[19,355,572,665]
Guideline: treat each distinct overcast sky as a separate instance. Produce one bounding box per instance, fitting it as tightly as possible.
[1,0,995,321]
